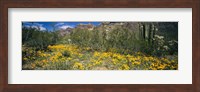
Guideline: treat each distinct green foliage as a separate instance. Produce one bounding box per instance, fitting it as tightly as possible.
[22,22,178,57]
[67,23,178,57]
[62,50,71,57]
[69,28,142,54]
[70,29,93,47]
[22,27,60,50]
[22,22,178,70]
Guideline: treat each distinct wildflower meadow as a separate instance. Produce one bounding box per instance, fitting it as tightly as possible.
[22,22,178,70]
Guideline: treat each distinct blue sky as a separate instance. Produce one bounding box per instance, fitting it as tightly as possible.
[22,22,101,31]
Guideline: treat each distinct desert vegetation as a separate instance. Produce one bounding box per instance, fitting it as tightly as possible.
[22,22,178,70]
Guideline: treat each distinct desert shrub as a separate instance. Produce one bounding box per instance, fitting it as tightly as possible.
[69,28,141,54]
[167,40,178,55]
[62,50,71,57]
[22,27,60,50]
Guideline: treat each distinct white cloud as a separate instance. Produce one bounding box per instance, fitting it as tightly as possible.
[33,23,43,26]
[55,23,65,26]
[39,26,47,31]
[58,25,73,30]
[31,25,38,29]
[23,24,46,31]
[55,23,74,30]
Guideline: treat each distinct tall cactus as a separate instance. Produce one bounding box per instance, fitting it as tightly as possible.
[148,24,152,44]
[152,25,156,45]
[139,23,158,44]
[142,24,146,40]
[139,23,143,40]
[148,24,157,45]
[153,25,156,38]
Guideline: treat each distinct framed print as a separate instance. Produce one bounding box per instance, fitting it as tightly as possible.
[9,9,190,84]
[0,0,199,92]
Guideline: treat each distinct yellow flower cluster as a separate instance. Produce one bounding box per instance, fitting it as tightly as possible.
[119,64,130,70]
[22,44,178,70]
[73,62,84,70]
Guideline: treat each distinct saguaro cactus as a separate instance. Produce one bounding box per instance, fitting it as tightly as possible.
[148,24,152,44]
[139,23,158,45]
[139,23,143,40]
[142,24,146,40]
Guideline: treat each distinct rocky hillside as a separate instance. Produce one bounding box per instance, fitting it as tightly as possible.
[58,22,178,41]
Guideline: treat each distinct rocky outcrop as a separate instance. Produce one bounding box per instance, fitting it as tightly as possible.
[76,23,94,30]
[59,27,73,36]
